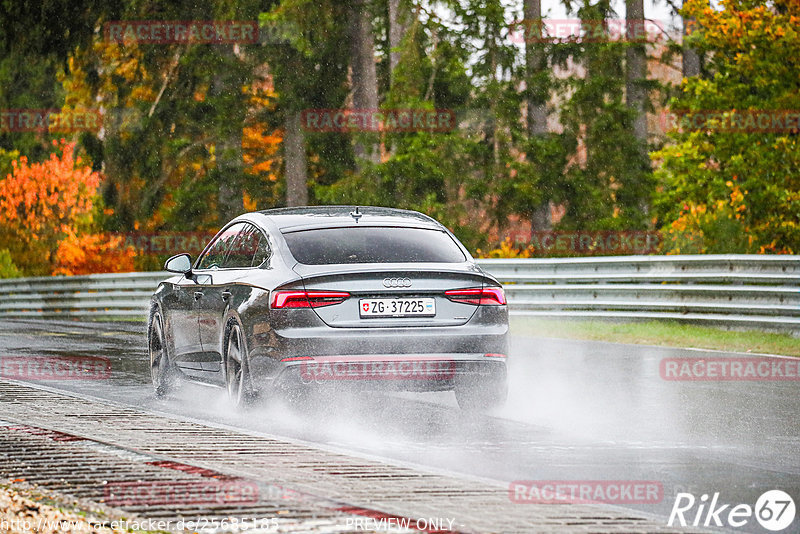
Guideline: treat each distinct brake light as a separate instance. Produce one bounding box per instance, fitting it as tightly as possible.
[281,356,314,362]
[271,290,350,309]
[444,287,506,306]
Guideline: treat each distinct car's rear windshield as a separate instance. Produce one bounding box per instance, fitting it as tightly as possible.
[283,227,468,264]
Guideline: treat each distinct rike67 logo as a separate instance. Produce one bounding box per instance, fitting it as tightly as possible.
[669,490,795,531]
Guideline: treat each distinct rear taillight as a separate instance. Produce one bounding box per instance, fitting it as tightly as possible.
[281,356,314,362]
[271,290,350,309]
[444,287,506,306]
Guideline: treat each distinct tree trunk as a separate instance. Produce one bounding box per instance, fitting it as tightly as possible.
[349,0,380,165]
[215,142,243,221]
[100,112,131,231]
[625,0,648,144]
[212,45,245,222]
[524,0,551,231]
[524,0,547,138]
[284,112,309,207]
[388,0,409,83]
[682,16,701,77]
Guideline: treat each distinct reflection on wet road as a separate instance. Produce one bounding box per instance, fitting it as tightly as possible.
[1,319,798,533]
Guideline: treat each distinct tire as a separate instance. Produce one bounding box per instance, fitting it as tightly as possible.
[149,310,179,398]
[454,378,508,412]
[224,322,256,408]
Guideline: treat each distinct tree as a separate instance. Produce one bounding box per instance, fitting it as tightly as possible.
[682,14,701,78]
[56,0,271,235]
[451,0,521,230]
[53,232,135,275]
[653,0,800,253]
[349,0,381,167]
[0,0,123,160]
[284,112,309,206]
[260,0,352,207]
[388,0,411,83]
[208,45,247,222]
[556,0,654,230]
[0,140,113,275]
[523,0,552,231]
[625,0,648,146]
[317,1,489,247]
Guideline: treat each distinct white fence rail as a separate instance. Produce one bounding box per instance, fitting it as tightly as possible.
[482,255,800,331]
[0,255,798,331]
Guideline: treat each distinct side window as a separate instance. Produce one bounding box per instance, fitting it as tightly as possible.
[196,223,246,270]
[251,231,272,268]
[224,224,260,269]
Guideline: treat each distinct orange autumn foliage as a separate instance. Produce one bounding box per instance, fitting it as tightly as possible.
[0,140,133,275]
[53,233,135,276]
[0,140,98,238]
[243,124,282,178]
[239,79,283,209]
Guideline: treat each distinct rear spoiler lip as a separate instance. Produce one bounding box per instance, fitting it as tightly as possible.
[290,262,487,280]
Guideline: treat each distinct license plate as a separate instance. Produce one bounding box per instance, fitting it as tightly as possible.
[359,298,435,317]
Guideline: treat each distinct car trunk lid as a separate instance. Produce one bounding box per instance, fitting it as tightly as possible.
[288,264,488,328]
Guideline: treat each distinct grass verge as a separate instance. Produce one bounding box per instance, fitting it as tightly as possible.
[510,317,800,357]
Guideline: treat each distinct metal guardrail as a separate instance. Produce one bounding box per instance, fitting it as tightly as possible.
[483,255,800,331]
[0,271,166,319]
[0,255,797,331]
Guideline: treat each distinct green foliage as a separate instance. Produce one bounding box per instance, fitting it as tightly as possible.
[555,0,654,231]
[259,0,353,194]
[315,1,492,249]
[653,0,800,253]
[0,149,19,177]
[0,0,122,160]
[0,248,21,278]
[5,0,777,264]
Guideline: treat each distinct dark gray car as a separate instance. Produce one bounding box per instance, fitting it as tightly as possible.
[148,206,508,410]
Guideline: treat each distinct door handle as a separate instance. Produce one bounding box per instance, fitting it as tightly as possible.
[194,291,203,301]
[221,290,232,301]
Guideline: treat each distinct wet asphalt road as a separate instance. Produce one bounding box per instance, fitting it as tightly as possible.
[0,318,798,533]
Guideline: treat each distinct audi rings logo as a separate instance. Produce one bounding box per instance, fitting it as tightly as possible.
[383,277,412,288]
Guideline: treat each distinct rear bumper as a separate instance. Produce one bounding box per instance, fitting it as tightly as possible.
[272,354,507,393]
[264,324,507,354]
[254,305,507,355]
[245,305,508,392]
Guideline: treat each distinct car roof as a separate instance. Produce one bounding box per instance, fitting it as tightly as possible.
[255,206,442,232]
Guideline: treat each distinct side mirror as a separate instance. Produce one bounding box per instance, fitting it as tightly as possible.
[165,253,192,276]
